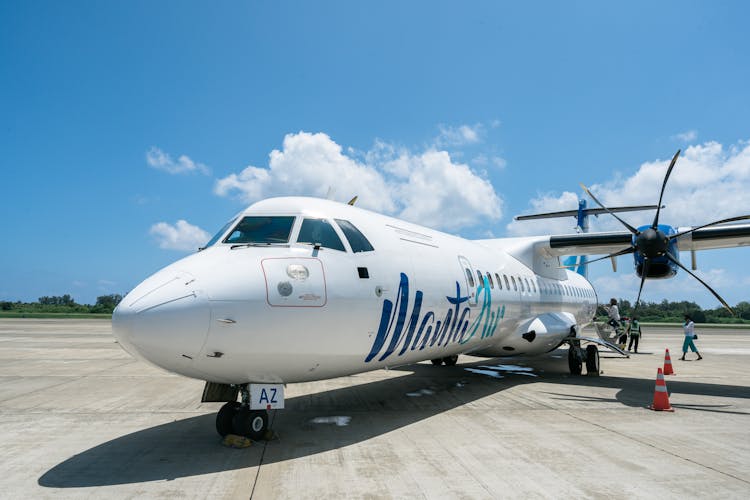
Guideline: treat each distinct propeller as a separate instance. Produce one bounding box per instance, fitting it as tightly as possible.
[583,149,743,315]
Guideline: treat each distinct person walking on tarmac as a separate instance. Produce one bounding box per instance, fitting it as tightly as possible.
[627,317,642,353]
[681,314,703,361]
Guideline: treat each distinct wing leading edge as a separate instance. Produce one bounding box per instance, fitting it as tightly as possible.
[546,223,750,258]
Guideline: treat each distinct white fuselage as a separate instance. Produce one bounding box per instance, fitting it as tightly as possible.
[112,197,598,384]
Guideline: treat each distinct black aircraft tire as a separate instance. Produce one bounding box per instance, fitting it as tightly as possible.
[568,347,583,375]
[216,401,241,437]
[443,355,459,366]
[585,344,600,376]
[431,359,444,366]
[232,408,269,441]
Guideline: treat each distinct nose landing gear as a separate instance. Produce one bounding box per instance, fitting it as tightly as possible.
[214,385,270,440]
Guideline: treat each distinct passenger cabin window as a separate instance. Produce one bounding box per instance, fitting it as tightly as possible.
[465,268,475,287]
[476,270,484,287]
[224,216,295,244]
[297,218,346,251]
[495,273,502,289]
[335,219,374,253]
[487,272,494,289]
[511,276,518,291]
[504,275,510,290]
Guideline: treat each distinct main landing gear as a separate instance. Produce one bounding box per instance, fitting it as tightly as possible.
[568,340,599,376]
[431,355,459,366]
[215,385,270,440]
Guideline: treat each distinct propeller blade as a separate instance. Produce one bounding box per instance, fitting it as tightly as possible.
[632,258,650,315]
[559,247,635,269]
[579,183,640,235]
[664,251,734,315]
[652,150,680,229]
[669,214,750,241]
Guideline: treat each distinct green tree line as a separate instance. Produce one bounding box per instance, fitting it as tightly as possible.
[3,294,750,323]
[599,299,750,324]
[0,294,123,315]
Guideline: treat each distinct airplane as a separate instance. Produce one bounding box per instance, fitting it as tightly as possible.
[112,152,750,441]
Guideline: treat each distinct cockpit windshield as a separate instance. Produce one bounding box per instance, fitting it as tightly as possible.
[224,216,296,245]
[203,217,238,249]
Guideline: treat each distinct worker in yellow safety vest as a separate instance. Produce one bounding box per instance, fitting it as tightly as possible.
[627,317,642,353]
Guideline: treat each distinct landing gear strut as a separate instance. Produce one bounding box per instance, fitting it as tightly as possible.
[215,385,270,440]
[568,341,599,376]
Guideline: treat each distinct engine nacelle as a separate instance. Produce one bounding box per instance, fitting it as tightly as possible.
[632,224,679,279]
[471,312,576,357]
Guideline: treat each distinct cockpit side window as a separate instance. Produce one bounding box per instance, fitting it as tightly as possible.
[204,217,238,248]
[334,219,375,253]
[224,216,296,244]
[297,218,346,252]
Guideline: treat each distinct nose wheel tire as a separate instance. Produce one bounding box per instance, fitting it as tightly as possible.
[232,408,269,441]
[216,401,241,437]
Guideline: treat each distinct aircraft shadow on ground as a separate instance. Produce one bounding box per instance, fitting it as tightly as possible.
[38,354,749,488]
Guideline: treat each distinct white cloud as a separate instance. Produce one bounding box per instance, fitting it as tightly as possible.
[672,130,698,142]
[387,150,502,230]
[150,220,210,251]
[472,154,507,170]
[146,147,210,175]
[435,123,484,147]
[214,131,503,231]
[508,140,750,235]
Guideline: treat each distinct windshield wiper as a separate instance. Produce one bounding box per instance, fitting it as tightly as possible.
[230,242,288,250]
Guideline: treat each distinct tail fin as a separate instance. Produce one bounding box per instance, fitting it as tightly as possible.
[562,255,588,278]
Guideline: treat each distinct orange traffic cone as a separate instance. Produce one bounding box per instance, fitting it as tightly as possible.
[663,349,675,375]
[648,367,674,412]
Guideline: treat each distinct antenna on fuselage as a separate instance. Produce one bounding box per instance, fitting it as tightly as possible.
[347,196,358,206]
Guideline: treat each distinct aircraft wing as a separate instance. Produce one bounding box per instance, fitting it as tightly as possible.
[547,231,631,257]
[545,223,750,257]
[674,223,750,251]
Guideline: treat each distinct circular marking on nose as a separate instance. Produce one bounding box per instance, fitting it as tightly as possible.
[277,281,293,297]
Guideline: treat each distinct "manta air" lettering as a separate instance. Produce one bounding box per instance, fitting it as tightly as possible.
[365,273,504,362]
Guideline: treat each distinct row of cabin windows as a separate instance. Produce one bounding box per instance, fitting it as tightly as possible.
[218,216,374,253]
[464,267,595,299]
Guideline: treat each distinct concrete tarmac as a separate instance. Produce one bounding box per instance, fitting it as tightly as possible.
[1,319,749,499]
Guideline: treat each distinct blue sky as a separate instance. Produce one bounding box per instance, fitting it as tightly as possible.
[2,1,749,307]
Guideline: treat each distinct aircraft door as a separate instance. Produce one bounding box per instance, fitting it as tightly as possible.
[458,255,479,307]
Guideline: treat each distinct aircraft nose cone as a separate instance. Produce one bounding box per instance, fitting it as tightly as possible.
[112,271,210,368]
